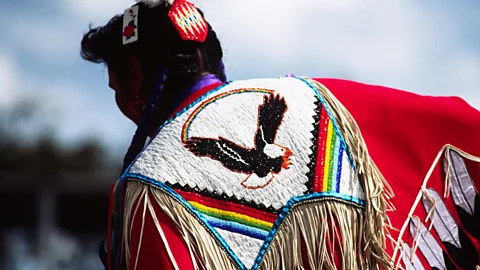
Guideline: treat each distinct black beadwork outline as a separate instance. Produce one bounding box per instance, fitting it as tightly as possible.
[304,99,322,193]
[166,182,280,214]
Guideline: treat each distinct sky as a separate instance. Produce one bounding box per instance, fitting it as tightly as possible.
[0,0,479,157]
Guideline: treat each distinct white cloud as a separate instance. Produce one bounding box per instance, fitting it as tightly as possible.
[2,0,478,155]
[21,78,135,151]
[62,0,132,25]
[0,53,22,108]
[448,54,480,108]
[0,50,134,151]
[4,0,132,63]
[7,18,79,61]
[56,0,480,149]
[196,0,480,108]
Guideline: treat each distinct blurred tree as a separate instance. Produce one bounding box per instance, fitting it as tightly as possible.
[36,135,64,174]
[0,98,40,140]
[67,139,105,171]
[0,98,108,172]
[0,97,113,270]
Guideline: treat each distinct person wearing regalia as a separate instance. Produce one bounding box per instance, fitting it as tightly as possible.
[80,1,480,269]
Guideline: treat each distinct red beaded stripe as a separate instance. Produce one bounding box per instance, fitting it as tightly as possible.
[313,106,330,192]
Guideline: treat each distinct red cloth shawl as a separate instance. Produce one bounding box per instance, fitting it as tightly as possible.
[116,78,480,269]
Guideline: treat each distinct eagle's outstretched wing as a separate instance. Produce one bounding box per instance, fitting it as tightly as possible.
[255,93,288,148]
[185,137,252,173]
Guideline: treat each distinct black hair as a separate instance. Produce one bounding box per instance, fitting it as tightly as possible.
[80,3,224,91]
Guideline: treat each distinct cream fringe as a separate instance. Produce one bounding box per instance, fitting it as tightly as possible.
[259,199,366,270]
[123,182,381,270]
[392,145,480,269]
[123,180,238,270]
[304,78,395,269]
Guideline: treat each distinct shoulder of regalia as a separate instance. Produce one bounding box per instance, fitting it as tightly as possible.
[118,76,395,269]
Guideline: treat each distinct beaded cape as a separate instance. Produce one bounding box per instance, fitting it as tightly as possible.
[107,75,480,270]
[111,76,392,270]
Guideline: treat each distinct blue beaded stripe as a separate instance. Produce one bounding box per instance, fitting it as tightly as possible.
[331,138,341,192]
[205,215,269,241]
[336,145,344,193]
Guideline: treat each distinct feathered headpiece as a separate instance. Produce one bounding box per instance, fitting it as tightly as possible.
[123,0,208,45]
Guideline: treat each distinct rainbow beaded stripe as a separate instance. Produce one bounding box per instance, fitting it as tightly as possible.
[181,88,274,143]
[174,188,276,240]
[312,106,345,193]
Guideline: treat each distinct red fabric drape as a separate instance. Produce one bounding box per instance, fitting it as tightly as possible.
[119,78,480,269]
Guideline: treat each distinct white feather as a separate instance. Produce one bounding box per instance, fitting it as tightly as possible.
[401,243,425,270]
[422,189,461,248]
[410,218,446,270]
[445,150,476,215]
[216,142,249,166]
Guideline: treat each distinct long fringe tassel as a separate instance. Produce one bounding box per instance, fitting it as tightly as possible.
[259,199,366,270]
[123,180,238,270]
[122,183,181,270]
[303,78,396,269]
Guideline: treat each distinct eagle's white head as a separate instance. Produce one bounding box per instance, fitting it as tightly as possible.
[263,144,293,169]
